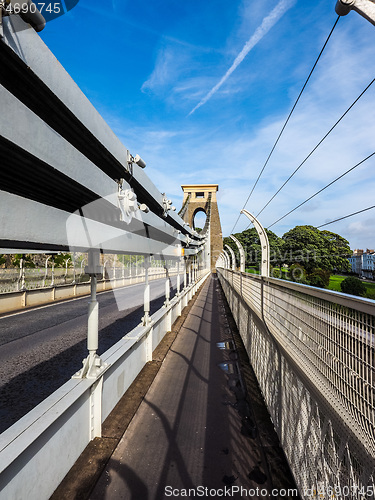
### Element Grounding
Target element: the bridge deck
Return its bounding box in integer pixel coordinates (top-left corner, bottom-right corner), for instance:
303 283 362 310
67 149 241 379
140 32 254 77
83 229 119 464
54 275 298 499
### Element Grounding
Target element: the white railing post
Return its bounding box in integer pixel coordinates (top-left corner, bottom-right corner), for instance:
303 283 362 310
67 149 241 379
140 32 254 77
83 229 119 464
241 209 269 277
64 257 70 283
177 259 181 296
17 255 26 291
176 258 182 316
43 255 51 287
225 244 236 271
73 249 107 380
223 250 230 270
230 234 246 273
164 264 170 308
142 256 151 326
72 253 76 284
184 257 187 290
80 258 85 281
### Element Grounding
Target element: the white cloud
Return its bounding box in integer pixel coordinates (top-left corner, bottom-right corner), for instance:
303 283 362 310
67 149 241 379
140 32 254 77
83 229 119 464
141 47 179 93
188 0 297 115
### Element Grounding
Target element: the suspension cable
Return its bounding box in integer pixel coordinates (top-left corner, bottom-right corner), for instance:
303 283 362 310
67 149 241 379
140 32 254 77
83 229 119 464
267 151 375 229
317 205 375 228
252 77 375 224
230 15 340 235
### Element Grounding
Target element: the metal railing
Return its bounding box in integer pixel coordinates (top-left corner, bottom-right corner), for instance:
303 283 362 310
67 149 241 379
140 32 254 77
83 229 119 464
0 270 210 500
218 268 375 499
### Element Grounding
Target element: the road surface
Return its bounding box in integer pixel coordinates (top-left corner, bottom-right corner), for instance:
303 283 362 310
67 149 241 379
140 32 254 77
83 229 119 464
0 276 181 433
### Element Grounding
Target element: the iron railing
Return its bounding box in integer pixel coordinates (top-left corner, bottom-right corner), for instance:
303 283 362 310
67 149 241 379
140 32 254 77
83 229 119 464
218 268 375 499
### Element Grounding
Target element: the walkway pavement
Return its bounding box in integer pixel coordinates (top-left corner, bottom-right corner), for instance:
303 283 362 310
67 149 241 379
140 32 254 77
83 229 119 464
87 275 299 499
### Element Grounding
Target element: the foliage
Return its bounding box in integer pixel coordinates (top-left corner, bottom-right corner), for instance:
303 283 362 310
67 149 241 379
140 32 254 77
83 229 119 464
224 225 352 287
340 277 366 297
270 267 281 279
307 268 331 288
53 253 73 268
288 264 308 284
223 228 284 270
282 226 351 273
117 255 145 266
0 254 6 267
11 254 35 268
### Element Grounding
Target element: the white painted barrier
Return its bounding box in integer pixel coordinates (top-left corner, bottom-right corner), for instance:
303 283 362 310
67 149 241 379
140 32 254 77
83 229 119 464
0 270 177 314
0 272 210 500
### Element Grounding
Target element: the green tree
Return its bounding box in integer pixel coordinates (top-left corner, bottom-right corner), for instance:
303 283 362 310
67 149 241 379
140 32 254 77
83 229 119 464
53 253 73 268
282 225 351 273
340 277 366 297
11 254 35 268
288 264 308 284
307 268 331 288
223 228 284 271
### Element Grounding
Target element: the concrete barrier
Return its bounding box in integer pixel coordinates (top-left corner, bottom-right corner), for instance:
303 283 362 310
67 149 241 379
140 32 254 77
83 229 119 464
0 270 177 315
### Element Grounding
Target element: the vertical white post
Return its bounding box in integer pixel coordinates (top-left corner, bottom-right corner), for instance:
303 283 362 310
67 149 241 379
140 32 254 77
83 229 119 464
176 258 182 316
73 249 106 380
177 259 181 295
87 274 99 358
230 235 245 273
64 257 70 283
72 253 76 284
165 266 170 307
51 257 55 286
241 209 269 277
143 256 151 326
80 258 85 280
225 244 236 271
184 258 187 290
223 250 230 270
18 255 26 291
43 255 51 287
182 257 188 308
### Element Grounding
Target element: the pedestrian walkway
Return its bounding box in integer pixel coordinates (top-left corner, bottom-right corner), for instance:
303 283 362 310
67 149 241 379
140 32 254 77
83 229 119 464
89 275 299 499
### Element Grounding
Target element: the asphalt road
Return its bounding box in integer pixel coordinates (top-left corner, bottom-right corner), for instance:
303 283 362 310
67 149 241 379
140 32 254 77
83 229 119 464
0 276 181 433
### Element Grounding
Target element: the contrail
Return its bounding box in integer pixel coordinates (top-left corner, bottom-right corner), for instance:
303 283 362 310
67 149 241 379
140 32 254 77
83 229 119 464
188 0 296 116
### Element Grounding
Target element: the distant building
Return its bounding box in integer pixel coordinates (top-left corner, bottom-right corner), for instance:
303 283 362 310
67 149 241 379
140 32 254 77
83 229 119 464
348 249 375 278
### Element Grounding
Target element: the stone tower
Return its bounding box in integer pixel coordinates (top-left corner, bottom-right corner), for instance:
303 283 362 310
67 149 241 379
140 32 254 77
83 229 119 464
180 184 223 270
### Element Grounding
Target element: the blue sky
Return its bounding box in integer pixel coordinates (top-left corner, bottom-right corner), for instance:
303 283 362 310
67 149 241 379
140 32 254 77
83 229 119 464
40 0 375 249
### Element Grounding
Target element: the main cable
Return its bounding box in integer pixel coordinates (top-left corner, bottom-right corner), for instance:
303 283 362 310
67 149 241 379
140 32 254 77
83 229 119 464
230 15 340 235
253 77 375 223
317 205 375 228
267 151 375 228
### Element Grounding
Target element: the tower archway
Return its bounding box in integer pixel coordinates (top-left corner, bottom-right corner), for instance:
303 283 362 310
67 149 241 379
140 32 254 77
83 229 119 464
192 208 207 232
180 184 223 270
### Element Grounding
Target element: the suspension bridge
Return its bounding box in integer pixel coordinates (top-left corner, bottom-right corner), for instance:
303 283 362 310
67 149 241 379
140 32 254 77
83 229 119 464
0 2 374 499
